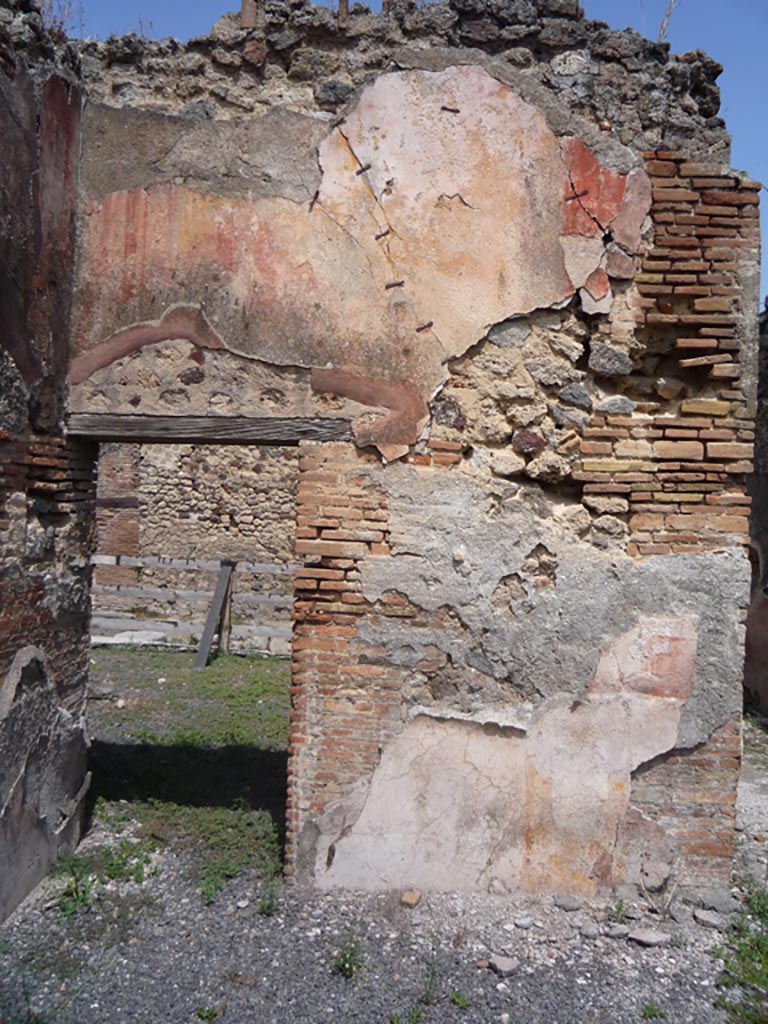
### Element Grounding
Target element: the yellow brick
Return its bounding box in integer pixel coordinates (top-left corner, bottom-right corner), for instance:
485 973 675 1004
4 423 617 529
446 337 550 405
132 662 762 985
680 399 730 417
656 492 704 503
581 460 656 473
706 442 753 460
614 440 654 458
654 440 704 460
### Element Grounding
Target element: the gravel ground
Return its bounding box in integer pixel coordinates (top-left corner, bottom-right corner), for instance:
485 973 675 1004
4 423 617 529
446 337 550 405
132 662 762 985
0 818 750 1024
1 660 766 1024
0 847 736 1024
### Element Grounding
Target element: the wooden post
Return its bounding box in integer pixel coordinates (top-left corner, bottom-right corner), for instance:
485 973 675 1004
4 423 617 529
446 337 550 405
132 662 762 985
241 0 258 29
220 564 234 654
194 561 236 669
338 0 349 30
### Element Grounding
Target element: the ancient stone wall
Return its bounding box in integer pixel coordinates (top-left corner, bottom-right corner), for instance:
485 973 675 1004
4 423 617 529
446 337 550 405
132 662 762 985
1 0 761 909
0 2 94 921
63 0 760 897
93 442 296 652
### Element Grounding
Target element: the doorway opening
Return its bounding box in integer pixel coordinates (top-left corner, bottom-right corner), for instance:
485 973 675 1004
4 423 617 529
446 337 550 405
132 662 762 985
83 438 299 898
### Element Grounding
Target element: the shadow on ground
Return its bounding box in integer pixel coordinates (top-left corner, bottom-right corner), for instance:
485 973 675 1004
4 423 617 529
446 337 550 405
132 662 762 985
86 740 288 840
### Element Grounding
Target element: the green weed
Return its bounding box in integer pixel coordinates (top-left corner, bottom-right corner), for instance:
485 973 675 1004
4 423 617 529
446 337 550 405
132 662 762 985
332 933 366 980
55 852 94 917
194 1008 218 1023
608 896 629 923
257 878 280 916
641 1003 666 1020
421 943 447 1006
389 1010 422 1024
449 990 471 1009
54 838 155 917
716 881 768 1022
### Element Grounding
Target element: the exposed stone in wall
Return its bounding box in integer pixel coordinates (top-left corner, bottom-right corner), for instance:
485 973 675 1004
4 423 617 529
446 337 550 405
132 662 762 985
68 341 362 422
69 1 728 162
0 0 94 921
138 444 296 562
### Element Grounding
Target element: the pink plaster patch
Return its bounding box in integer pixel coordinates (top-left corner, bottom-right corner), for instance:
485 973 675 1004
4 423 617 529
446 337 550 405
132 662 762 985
562 137 628 236
585 267 610 301
611 169 653 254
590 617 697 701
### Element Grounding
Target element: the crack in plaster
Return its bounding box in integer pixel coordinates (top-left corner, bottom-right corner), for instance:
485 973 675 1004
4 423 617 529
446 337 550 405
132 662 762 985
336 126 401 275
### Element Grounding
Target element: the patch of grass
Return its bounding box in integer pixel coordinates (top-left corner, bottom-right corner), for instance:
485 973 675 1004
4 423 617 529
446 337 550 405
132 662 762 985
331 933 366 980
89 649 290 751
136 796 281 904
89 890 158 948
102 838 155 883
641 1003 666 1020
86 648 289 900
54 838 155 916
449 990 471 1009
716 881 768 1023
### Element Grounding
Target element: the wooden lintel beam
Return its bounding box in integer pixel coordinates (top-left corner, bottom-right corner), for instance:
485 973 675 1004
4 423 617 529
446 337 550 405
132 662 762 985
66 414 354 445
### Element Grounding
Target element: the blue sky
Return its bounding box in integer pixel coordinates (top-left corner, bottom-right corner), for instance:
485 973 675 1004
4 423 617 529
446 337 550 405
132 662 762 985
73 0 766 300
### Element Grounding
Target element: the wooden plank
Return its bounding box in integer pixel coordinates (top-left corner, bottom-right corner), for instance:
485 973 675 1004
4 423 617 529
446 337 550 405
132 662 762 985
194 563 234 670
95 496 140 509
220 572 233 654
67 414 354 444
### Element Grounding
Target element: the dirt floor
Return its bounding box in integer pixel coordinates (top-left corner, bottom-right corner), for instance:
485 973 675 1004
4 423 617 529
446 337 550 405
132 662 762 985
0 649 767 1024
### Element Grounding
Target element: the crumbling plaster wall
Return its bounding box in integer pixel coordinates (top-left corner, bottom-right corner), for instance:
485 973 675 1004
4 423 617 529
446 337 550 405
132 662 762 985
66 0 759 897
0 2 93 922
5 0 757 901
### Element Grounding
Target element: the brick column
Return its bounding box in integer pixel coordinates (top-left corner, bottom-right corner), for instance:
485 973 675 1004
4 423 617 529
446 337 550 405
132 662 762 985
572 152 758 887
0 433 97 708
285 442 404 878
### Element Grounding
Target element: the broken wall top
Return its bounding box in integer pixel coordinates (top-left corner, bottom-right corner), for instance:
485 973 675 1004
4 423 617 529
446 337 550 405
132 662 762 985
64 0 728 160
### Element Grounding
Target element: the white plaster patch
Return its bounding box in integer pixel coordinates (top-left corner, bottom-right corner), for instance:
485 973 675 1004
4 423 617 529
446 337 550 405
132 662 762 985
314 616 697 896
